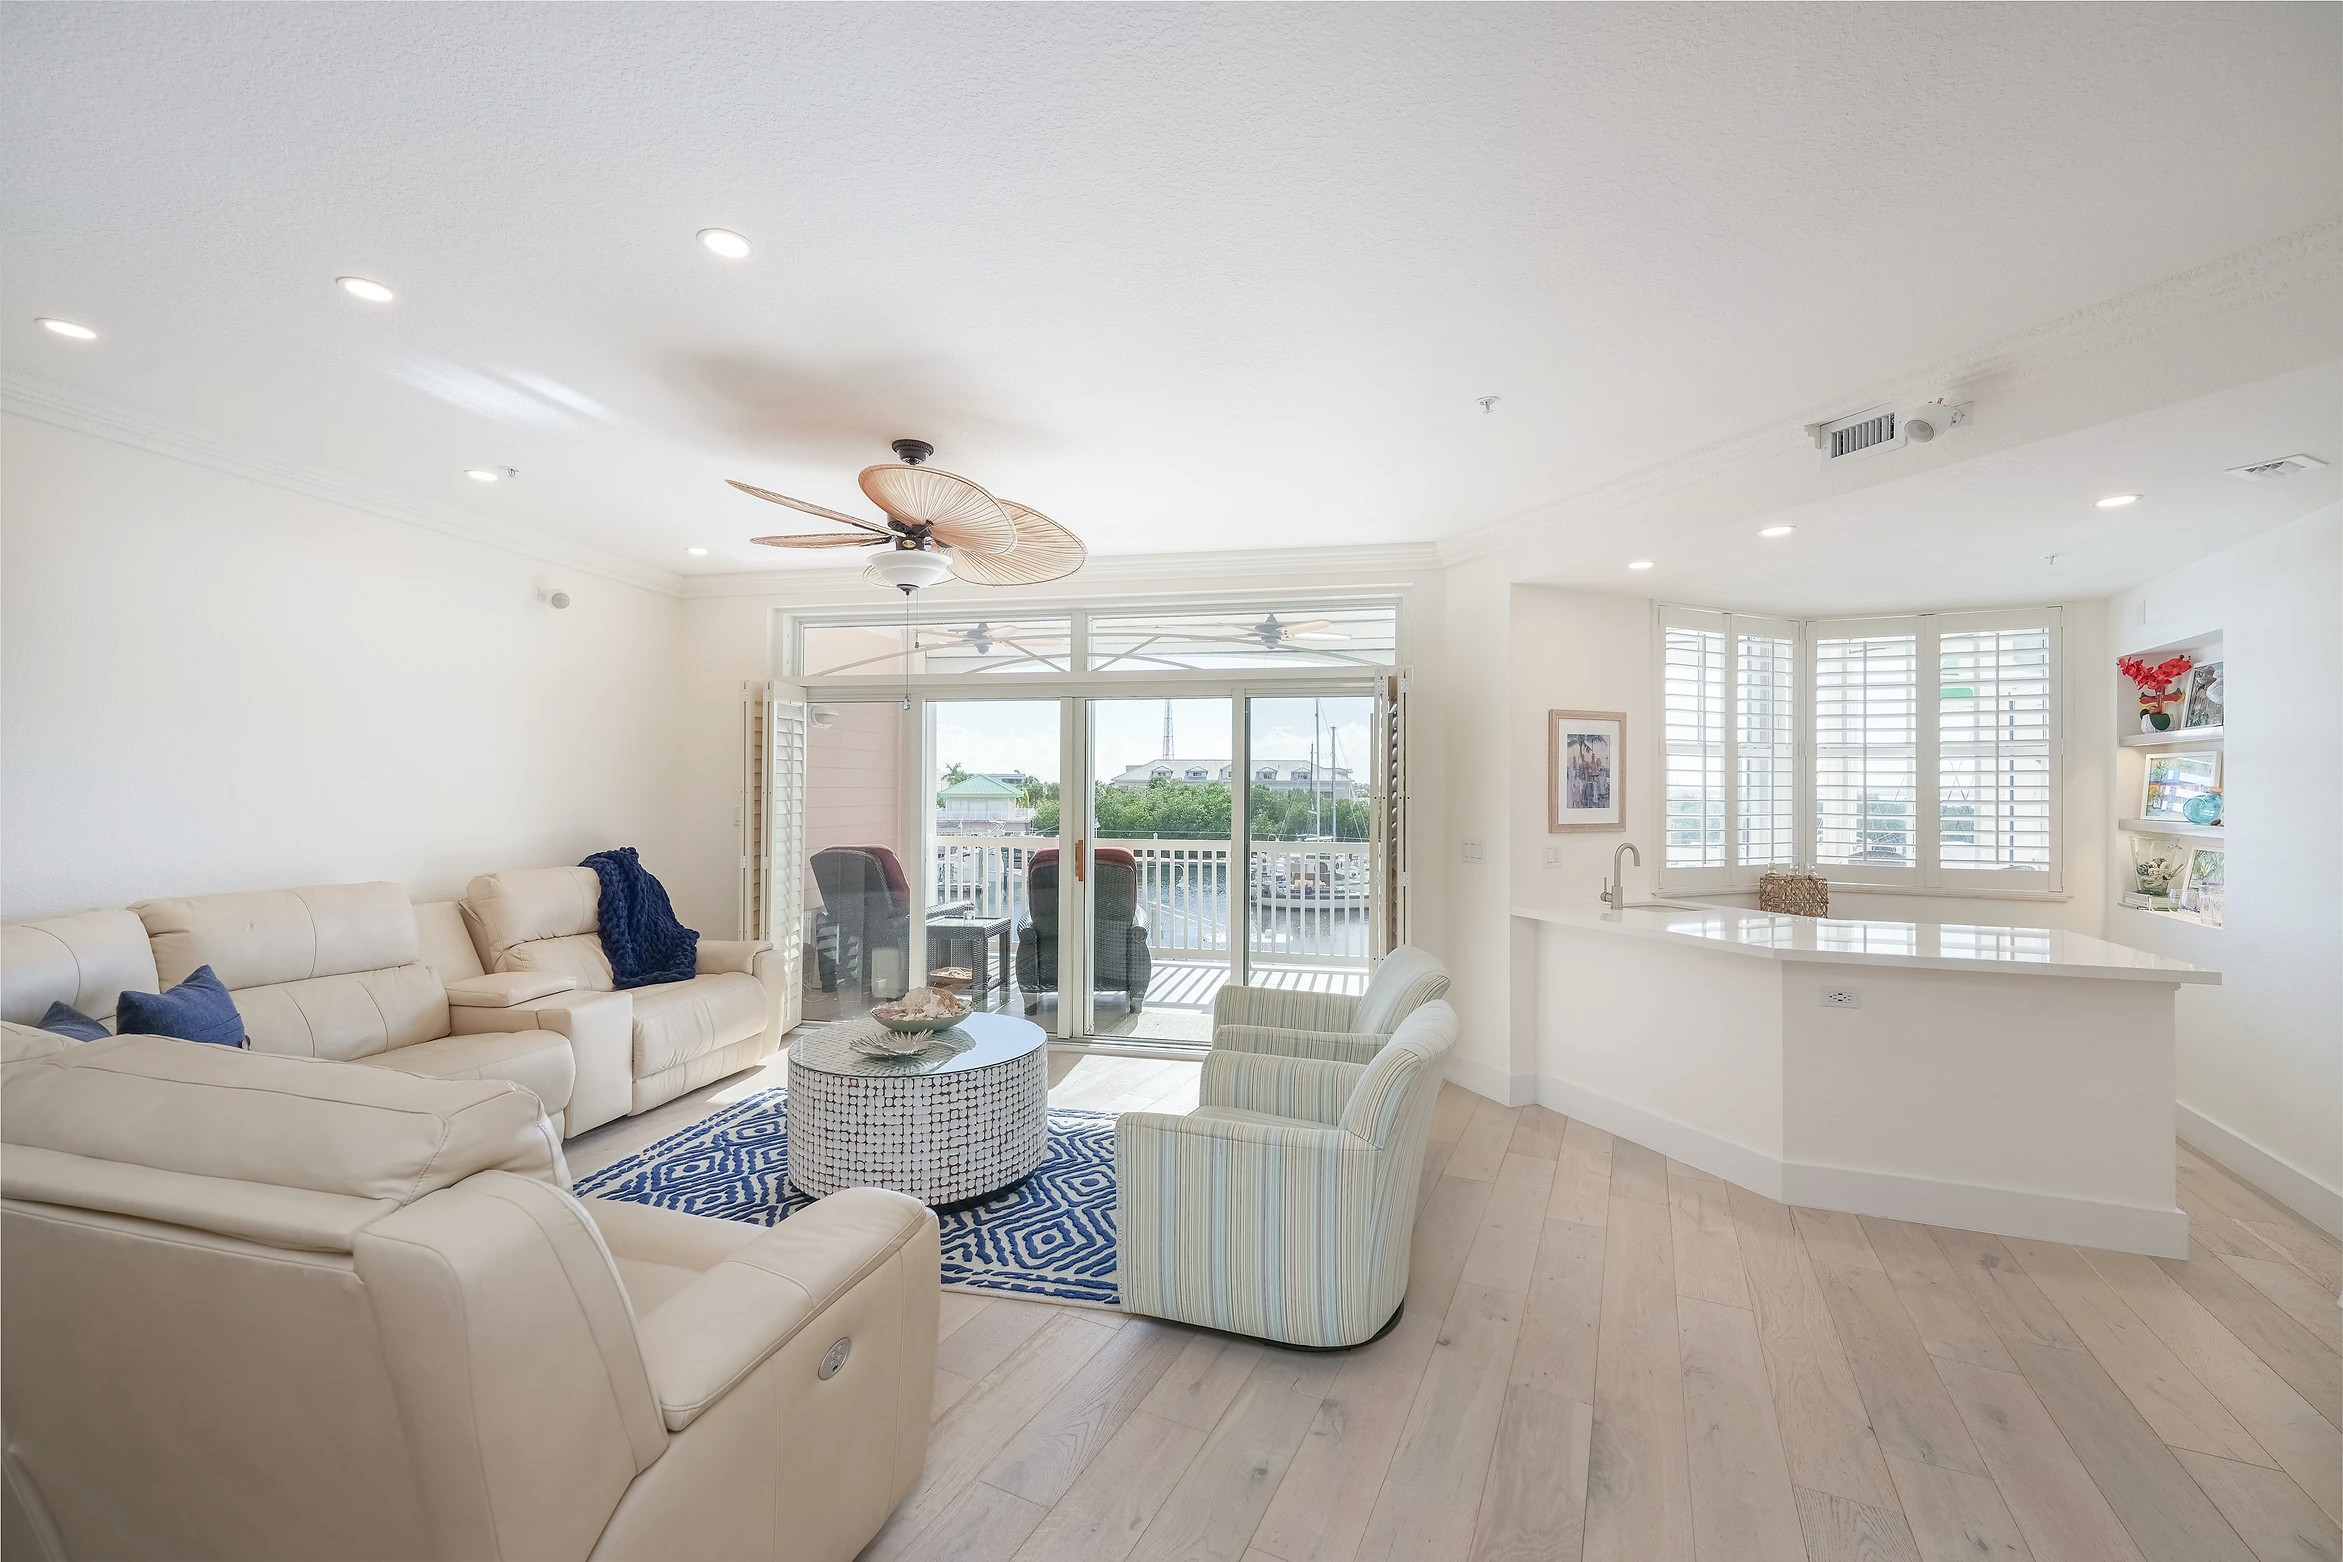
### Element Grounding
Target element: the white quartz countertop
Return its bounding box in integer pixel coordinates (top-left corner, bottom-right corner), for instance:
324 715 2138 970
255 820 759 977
1513 903 2219 984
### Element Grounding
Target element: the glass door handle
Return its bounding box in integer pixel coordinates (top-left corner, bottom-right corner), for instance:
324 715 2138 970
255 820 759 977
1074 840 1086 883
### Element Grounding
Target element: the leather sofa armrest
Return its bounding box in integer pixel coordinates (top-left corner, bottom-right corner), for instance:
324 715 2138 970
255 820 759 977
448 989 633 1136
694 939 771 977
633 1188 937 1432
445 972 579 1008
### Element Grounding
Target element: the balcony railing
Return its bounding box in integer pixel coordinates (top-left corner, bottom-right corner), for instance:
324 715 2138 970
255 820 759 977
932 836 1369 967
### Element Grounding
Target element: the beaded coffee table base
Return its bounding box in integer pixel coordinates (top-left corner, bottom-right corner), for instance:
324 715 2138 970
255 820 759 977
786 1012 1049 1206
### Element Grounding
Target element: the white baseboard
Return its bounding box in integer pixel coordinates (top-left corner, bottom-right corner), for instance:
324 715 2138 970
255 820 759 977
1785 1160 2187 1258
1538 1076 1784 1200
1538 1075 2188 1258
2178 1103 2343 1240
1444 1055 1536 1108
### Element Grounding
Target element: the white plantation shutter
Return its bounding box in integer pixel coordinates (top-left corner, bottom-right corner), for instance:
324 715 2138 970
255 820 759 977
743 682 809 1034
1662 617 1727 871
1736 628 1796 868
1659 605 2063 896
1812 628 1920 880
1936 615 2057 889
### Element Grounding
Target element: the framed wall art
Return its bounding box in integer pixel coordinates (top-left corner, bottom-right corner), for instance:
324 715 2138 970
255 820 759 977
1549 709 1626 832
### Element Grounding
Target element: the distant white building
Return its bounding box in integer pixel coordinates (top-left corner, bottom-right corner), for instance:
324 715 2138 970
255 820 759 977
1105 757 1357 800
935 774 1034 835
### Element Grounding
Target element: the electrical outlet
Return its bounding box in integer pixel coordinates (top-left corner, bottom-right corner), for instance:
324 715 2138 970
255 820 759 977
1821 987 1860 1009
1461 840 1486 863
1543 846 1562 868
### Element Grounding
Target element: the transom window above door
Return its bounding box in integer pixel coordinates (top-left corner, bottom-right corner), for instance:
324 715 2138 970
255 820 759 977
798 616 1073 679
790 600 1400 681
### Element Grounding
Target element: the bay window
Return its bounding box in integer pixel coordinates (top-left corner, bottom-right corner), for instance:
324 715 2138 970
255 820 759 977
1658 606 2060 895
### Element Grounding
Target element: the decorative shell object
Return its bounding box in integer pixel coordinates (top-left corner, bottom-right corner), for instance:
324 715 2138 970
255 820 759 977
871 986 973 1035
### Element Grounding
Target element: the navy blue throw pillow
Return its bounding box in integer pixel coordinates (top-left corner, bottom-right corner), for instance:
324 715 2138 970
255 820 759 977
114 965 245 1048
36 1000 109 1043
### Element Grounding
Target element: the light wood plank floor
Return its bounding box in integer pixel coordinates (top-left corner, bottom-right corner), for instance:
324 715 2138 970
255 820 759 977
566 1055 2343 1562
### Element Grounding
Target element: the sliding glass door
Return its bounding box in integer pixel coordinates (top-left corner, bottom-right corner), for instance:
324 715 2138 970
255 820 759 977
784 678 1395 1049
1081 697 1234 1044
1244 694 1375 1001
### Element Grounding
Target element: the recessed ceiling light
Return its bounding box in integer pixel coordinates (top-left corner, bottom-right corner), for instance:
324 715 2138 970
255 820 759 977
1627 560 1655 571
37 317 97 340
465 469 500 483
697 228 752 260
338 276 395 303
1758 525 1795 538
2095 494 2141 509
686 546 710 556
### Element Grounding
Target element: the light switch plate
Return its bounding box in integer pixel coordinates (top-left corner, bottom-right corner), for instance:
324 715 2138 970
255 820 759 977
1821 987 1860 1009
1543 846 1562 868
1462 840 1486 863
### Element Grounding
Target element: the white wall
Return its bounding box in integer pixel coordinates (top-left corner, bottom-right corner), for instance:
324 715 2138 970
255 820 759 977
2105 504 2342 1234
1 413 686 918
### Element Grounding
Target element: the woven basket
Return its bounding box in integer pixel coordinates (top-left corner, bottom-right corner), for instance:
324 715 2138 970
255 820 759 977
1758 870 1829 918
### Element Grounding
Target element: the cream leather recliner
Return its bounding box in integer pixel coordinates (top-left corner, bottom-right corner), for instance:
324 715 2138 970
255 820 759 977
462 867 786 1116
119 882 635 1139
0 1035 939 1562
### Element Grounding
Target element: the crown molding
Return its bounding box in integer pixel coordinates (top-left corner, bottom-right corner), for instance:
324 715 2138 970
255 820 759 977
677 540 1445 601
1 375 686 597
1437 216 2343 567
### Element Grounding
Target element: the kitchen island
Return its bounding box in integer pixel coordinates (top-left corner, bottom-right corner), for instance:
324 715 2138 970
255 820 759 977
1514 903 2219 1256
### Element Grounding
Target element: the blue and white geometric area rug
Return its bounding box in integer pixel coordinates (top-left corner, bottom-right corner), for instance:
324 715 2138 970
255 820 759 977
573 1089 1120 1306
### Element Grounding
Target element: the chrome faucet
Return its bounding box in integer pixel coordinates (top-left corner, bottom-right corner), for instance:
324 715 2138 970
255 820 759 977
1601 843 1641 910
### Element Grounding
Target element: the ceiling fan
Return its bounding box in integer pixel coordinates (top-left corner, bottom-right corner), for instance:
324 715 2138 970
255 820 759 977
730 439 1086 592
1235 613 1347 649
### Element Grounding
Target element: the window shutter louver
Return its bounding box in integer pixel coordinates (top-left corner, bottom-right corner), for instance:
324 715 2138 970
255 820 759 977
1663 622 1727 869
1736 631 1796 868
1938 625 2054 877
1813 632 1919 873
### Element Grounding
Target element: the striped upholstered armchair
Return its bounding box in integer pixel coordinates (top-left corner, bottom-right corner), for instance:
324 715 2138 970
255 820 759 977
1208 945 1450 1065
1115 999 1456 1347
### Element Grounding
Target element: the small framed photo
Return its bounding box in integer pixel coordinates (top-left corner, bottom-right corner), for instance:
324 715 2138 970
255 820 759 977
2181 847 2225 927
2180 661 2224 730
2141 749 2220 821
1549 710 1625 833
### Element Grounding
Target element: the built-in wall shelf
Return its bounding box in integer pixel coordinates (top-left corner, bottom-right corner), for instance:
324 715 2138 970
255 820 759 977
2120 726 2224 748
2119 817 2224 840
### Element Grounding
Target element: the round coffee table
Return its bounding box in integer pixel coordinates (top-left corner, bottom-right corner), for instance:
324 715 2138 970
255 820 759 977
786 1011 1049 1206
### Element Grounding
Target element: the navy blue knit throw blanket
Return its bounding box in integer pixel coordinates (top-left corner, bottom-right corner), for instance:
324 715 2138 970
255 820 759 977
581 847 699 988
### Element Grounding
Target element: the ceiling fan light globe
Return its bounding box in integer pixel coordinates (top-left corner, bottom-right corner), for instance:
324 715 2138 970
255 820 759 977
865 550 955 592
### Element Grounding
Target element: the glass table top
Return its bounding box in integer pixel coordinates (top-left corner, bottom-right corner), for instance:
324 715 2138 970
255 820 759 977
789 1009 1048 1078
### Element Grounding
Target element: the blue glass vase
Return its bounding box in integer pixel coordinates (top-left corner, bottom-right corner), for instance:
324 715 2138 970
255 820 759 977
2183 792 2223 827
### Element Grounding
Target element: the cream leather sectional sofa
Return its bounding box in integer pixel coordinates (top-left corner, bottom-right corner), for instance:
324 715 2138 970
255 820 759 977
0 869 787 1139
2 1032 938 1561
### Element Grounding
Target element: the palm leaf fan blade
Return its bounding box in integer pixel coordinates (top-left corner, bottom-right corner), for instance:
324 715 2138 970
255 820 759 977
726 480 892 534
947 502 1086 585
858 464 1017 554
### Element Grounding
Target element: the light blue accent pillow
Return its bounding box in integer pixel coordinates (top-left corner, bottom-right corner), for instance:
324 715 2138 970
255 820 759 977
37 1001 110 1043
114 965 245 1048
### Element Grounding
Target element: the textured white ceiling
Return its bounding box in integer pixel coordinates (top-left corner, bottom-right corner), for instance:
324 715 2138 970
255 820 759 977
4 3 2338 578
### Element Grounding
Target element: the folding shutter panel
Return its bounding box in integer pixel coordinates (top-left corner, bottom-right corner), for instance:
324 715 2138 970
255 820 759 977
741 683 809 1034
1370 671 1410 957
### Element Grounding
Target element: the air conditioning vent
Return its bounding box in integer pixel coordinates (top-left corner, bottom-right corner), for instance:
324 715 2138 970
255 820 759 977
1805 404 1903 464
1830 409 1897 460
2225 453 2328 482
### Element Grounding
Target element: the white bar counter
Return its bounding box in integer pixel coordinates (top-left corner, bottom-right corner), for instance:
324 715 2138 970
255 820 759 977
1513 903 2219 1256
